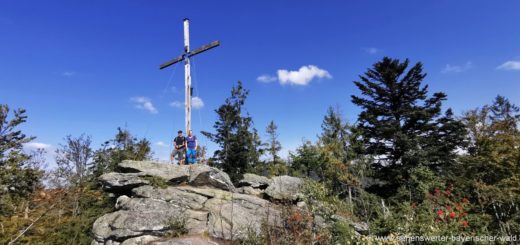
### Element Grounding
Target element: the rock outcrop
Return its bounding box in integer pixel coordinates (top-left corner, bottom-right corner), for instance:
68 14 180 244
92 161 302 245
91 160 371 244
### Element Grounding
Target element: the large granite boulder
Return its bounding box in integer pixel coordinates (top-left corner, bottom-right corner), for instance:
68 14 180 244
265 175 304 201
92 182 281 244
114 160 235 191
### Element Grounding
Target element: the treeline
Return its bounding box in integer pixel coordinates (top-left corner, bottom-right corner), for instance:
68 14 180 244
201 57 519 240
0 56 518 243
0 115 152 244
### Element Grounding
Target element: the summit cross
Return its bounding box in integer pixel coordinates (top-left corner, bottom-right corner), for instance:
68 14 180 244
159 18 220 132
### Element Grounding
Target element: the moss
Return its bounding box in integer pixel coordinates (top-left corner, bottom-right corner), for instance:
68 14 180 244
141 176 169 189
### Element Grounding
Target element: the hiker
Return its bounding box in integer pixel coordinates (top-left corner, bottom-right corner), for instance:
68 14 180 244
171 130 186 165
186 130 198 164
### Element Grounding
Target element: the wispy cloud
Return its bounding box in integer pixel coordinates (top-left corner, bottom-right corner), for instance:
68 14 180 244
62 71 76 77
363 47 379 55
257 74 277 83
170 96 204 109
441 61 472 74
169 101 183 108
497 60 520 71
131 97 158 114
155 141 168 147
277 65 332 86
24 142 52 150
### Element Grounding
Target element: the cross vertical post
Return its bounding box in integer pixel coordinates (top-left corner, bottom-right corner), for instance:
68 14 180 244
159 18 220 134
183 18 192 133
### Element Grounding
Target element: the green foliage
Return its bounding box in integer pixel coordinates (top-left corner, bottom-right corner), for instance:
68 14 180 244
165 214 188 238
202 81 263 182
52 134 93 188
0 105 43 216
450 95 520 236
372 186 474 240
351 57 466 197
141 175 169 189
265 120 282 164
289 141 326 178
331 220 362 244
392 166 445 203
319 106 354 163
92 127 152 177
42 186 115 244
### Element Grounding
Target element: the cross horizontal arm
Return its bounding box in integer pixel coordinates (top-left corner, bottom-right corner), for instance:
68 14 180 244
159 54 185 70
188 40 220 58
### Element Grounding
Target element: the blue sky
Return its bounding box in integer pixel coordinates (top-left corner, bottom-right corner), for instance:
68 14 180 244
1 0 519 166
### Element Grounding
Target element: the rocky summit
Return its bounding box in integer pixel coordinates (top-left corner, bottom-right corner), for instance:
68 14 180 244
92 160 306 245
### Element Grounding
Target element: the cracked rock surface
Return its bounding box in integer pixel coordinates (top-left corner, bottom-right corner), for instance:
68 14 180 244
92 161 301 244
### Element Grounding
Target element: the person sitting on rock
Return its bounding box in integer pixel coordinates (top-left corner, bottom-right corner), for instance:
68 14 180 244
171 130 186 165
185 130 198 164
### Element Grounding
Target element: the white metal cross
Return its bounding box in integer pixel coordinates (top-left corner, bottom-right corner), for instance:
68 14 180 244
160 18 220 133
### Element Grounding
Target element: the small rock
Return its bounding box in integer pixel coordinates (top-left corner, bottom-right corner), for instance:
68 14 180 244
238 173 272 188
115 195 131 209
236 186 264 196
99 172 149 192
121 235 160 245
351 221 369 235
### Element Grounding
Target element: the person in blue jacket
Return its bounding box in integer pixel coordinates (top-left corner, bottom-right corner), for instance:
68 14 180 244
185 130 198 164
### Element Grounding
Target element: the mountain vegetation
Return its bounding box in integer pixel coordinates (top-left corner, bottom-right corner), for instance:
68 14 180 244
1 57 518 244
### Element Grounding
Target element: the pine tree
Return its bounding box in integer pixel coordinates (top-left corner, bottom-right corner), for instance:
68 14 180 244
290 141 325 178
202 81 261 182
351 57 466 196
0 105 43 216
266 120 282 164
319 106 352 162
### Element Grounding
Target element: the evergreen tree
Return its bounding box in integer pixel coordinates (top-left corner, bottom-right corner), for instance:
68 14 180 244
266 120 282 163
319 106 352 162
0 105 43 216
202 81 261 182
318 106 359 195
290 141 326 178
351 57 466 196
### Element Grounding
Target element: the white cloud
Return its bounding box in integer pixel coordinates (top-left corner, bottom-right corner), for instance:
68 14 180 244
155 141 168 147
277 65 332 86
170 96 204 109
363 47 379 54
257 74 277 83
192 97 204 109
497 60 520 71
441 61 472 74
24 142 52 150
131 96 158 114
62 71 75 77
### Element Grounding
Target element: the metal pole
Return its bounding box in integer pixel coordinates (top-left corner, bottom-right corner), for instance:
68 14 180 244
183 18 191 133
